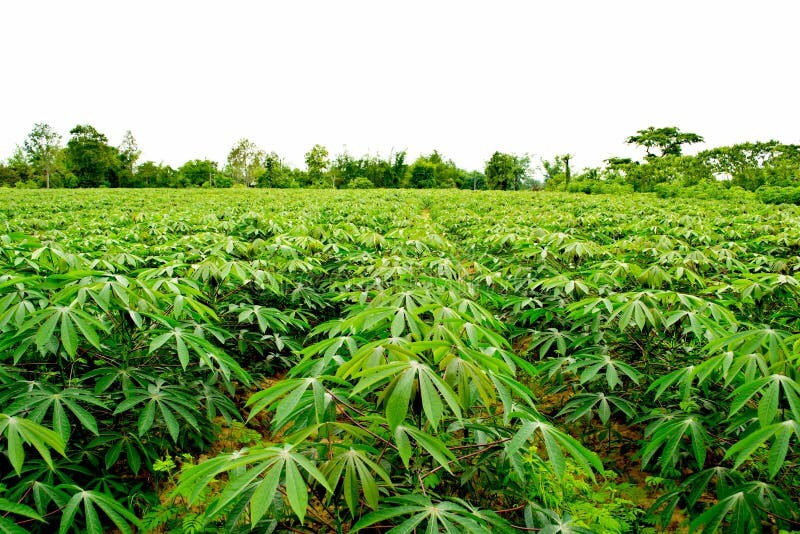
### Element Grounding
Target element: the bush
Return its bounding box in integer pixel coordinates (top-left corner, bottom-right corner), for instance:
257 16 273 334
347 176 375 189
756 185 800 205
653 181 756 202
567 180 634 195
14 179 40 189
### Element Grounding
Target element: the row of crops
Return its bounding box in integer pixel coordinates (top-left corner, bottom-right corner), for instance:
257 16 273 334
0 188 799 533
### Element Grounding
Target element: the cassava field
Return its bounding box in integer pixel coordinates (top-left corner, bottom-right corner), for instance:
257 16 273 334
1 188 799 533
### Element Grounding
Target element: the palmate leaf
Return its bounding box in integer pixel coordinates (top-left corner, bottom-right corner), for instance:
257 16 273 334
395 424 455 472
351 494 513 533
724 420 799 478
87 430 163 474
0 414 66 475
245 375 342 432
505 414 603 479
236 304 302 334
56 484 140 534
640 414 709 472
0 498 43 522
566 352 641 390
557 392 637 425
147 322 250 384
647 365 697 402
727 373 800 425
112 380 202 443
393 363 460 430
25 304 109 358
688 490 762 533
173 444 333 525
4 386 105 442
439 348 500 413
526 328 574 358
708 327 794 372
663 309 730 342
608 293 662 331
344 342 462 430
321 444 393 515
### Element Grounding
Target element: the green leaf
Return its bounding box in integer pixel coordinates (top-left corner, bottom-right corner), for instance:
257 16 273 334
137 401 156 436
418 371 443 428
65 401 99 436
688 492 756 533
0 498 43 522
59 492 83 534
84 498 102 534
0 515 33 534
725 424 778 470
5 421 23 476
0 414 65 475
391 309 405 337
247 379 305 422
249 459 283 525
404 426 455 473
386 367 416 430
274 379 313 429
284 456 308 523
728 376 769 418
159 402 180 442
71 311 103 350
351 505 425 532
394 425 413 467
52 401 70 442
175 334 189 369
768 421 793 478
148 331 173 354
35 312 59 353
60 312 78 357
758 379 779 427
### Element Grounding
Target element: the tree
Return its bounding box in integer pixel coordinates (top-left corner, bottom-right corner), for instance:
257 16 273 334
622 155 712 191
330 150 360 187
626 126 704 159
485 152 531 190
407 158 437 188
605 157 634 168
405 151 463 189
257 152 295 188
22 123 62 189
118 131 141 187
328 149 408 188
177 159 221 187
0 148 35 187
698 141 800 190
304 144 330 187
541 155 565 186
386 150 408 188
460 170 485 190
135 161 178 187
227 138 265 186
64 125 121 187
0 163 21 187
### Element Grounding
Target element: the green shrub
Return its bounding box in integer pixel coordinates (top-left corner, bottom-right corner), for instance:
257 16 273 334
756 185 800 205
346 176 375 189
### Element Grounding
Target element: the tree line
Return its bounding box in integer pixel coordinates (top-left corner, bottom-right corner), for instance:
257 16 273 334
0 124 528 191
556 127 800 198
2 123 799 194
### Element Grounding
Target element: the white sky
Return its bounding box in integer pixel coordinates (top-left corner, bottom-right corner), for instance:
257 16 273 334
1 1 799 173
